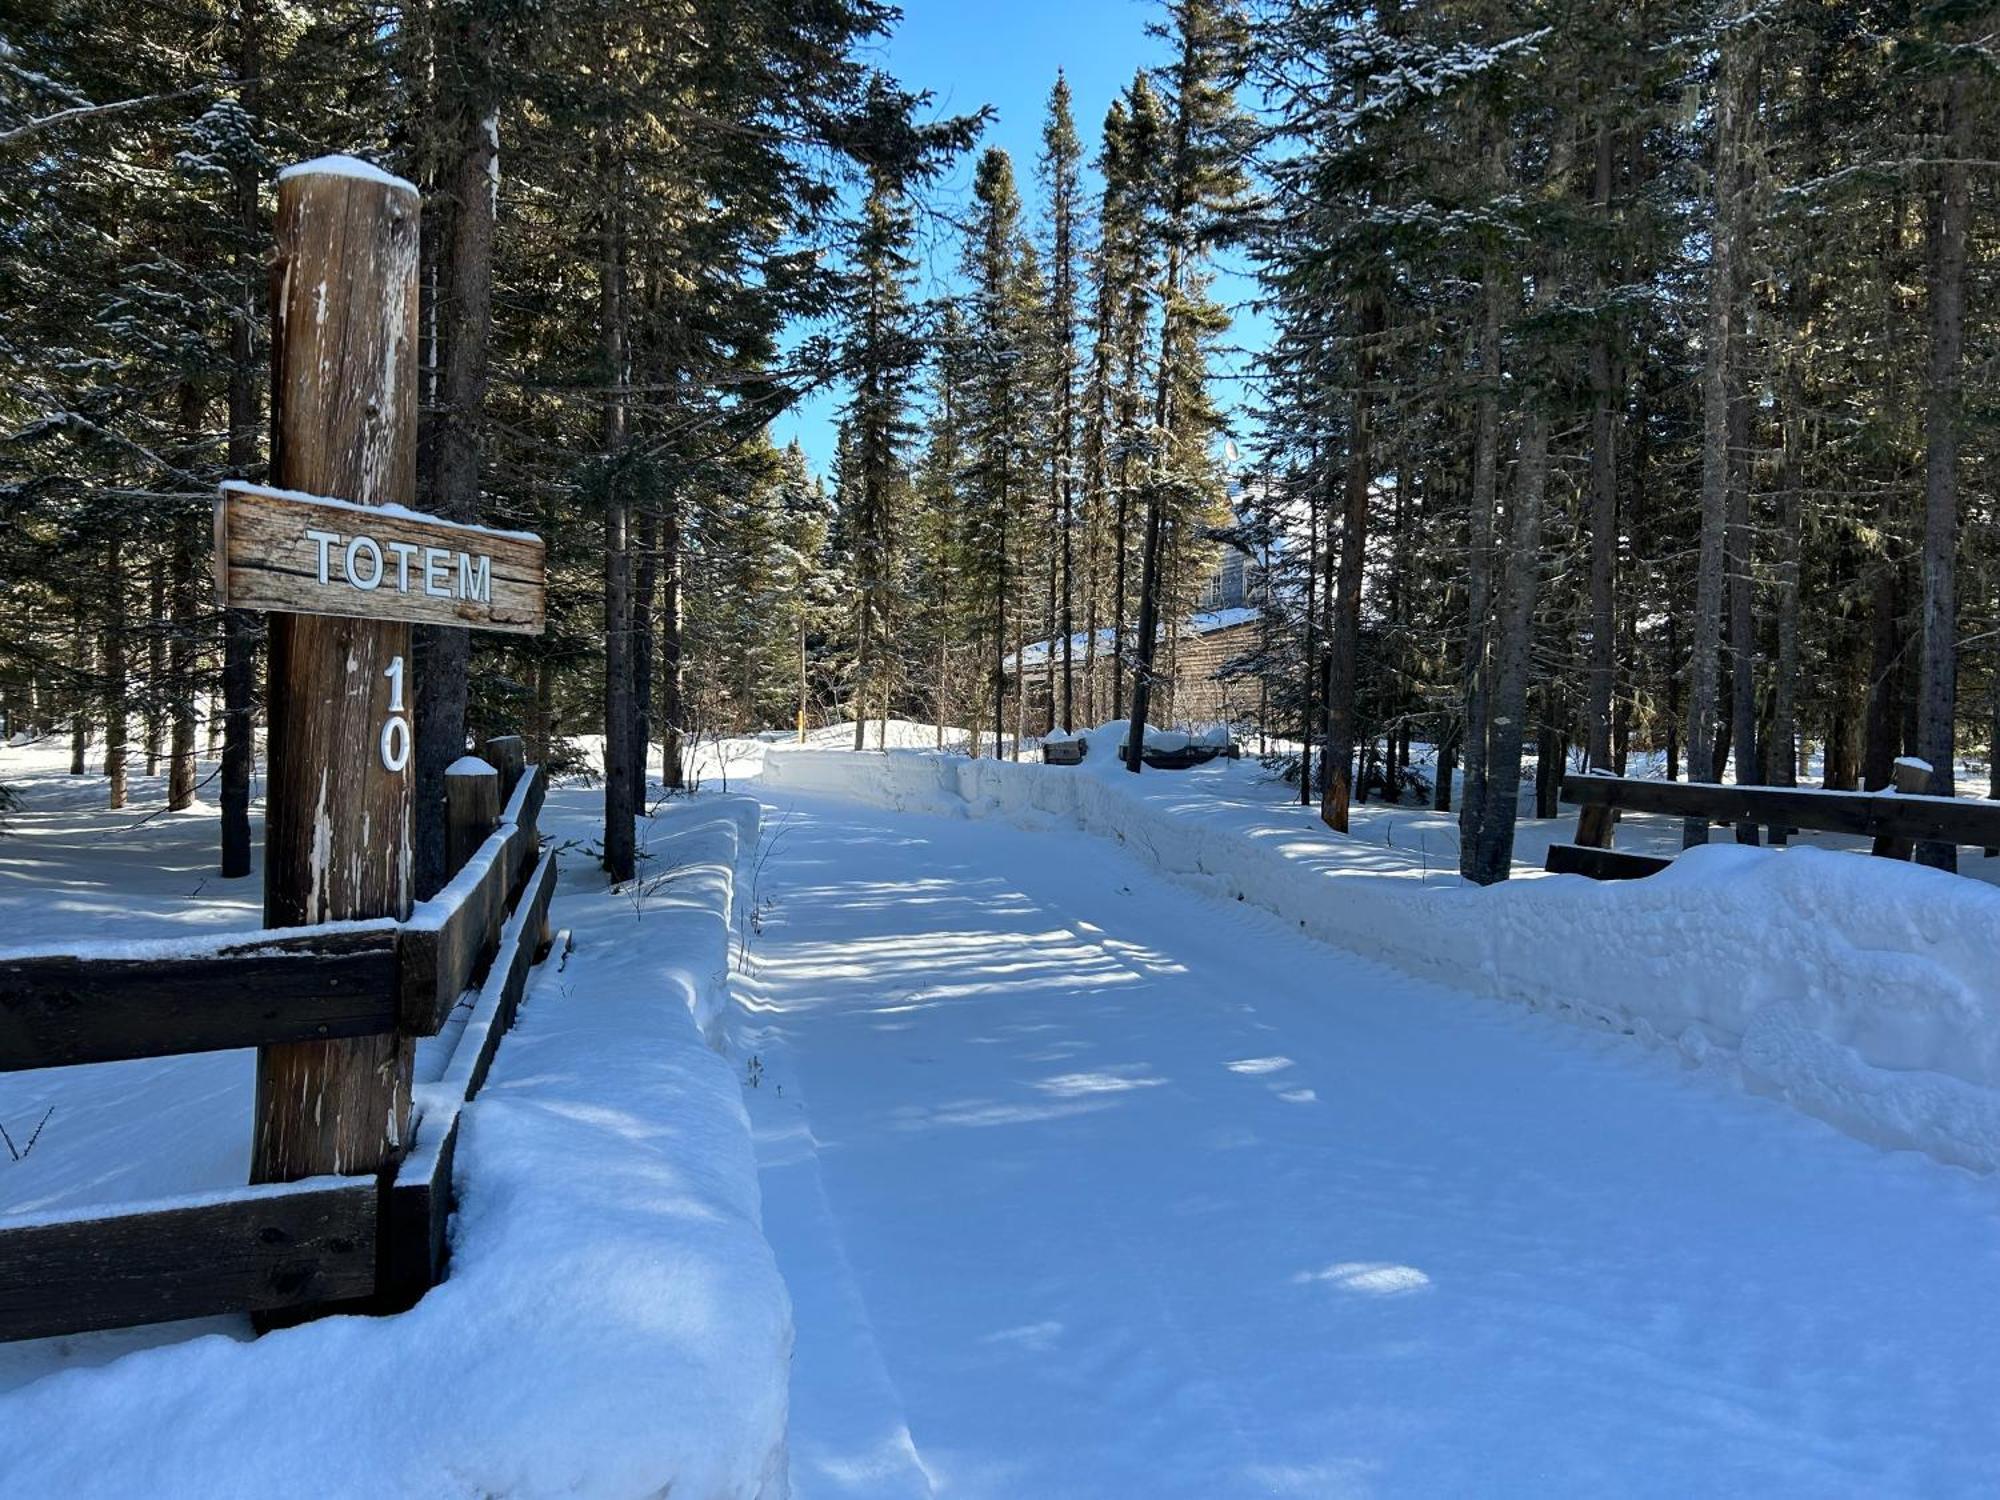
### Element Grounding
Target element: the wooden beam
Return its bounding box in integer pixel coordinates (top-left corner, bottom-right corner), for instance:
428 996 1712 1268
381 894 562 1310
0 1178 376 1341
1560 774 2000 849
0 927 398 1071
380 1109 459 1311
453 848 558 1101
1545 843 1674 881
399 823 524 1033
397 765 545 1034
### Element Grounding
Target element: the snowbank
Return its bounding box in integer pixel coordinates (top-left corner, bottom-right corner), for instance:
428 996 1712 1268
0 797 790 1500
761 725 2000 1174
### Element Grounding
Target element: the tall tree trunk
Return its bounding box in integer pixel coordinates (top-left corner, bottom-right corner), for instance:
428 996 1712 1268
633 507 657 786
219 0 262 877
166 380 201 813
1726 287 1756 792
1300 463 1319 806
414 34 499 897
1770 296 1805 789
660 499 685 790
1469 404 1550 883
599 170 635 882
1458 274 1503 874
1684 31 1747 844
1862 197 1909 792
1320 297 1377 831
68 609 88 776
166 525 198 811
144 557 166 775
103 545 127 809
1915 74 1970 870
1585 122 1618 772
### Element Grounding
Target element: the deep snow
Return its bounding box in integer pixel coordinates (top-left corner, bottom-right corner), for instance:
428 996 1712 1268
740 784 2000 1497
0 741 789 1499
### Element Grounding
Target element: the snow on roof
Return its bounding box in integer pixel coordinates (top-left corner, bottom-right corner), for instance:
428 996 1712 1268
277 154 419 197
1004 609 1262 673
1185 605 1261 634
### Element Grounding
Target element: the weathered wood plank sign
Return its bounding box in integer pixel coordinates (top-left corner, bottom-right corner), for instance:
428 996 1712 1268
215 480 545 635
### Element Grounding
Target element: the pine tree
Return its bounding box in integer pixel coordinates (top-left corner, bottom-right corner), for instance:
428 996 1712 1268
1124 0 1254 775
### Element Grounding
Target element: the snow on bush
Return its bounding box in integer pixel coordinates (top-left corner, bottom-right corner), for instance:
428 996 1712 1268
0 799 790 1500
761 723 2000 1175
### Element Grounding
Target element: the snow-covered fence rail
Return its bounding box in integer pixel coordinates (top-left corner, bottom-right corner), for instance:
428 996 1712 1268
0 740 556 1340
0 926 401 1070
1550 770 2000 878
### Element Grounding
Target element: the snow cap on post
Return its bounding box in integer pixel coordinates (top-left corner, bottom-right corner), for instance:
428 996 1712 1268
276 154 419 198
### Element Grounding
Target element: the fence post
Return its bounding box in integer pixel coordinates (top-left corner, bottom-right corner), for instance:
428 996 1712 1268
485 734 526 803
445 758 500 880
250 161 421 1189
1572 768 1617 848
1869 758 1932 860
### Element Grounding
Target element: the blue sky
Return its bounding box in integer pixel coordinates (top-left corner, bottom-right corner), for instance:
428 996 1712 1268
770 0 1265 479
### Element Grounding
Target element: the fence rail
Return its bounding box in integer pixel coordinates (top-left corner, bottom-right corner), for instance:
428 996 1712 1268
1560 773 2000 848
1550 771 2000 881
0 926 401 1071
0 735 557 1342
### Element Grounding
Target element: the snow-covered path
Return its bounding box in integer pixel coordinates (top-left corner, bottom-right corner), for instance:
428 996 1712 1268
742 791 2000 1499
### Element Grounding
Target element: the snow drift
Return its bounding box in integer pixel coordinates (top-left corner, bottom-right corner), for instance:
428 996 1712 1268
0 798 790 1500
761 725 2000 1175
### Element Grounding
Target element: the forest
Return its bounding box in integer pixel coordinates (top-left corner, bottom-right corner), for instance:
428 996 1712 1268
2 0 1995 889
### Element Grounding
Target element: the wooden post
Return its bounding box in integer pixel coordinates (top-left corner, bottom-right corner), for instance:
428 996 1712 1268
251 160 421 1186
1869 757 1933 861
444 758 500 880
1573 768 1617 849
484 734 526 803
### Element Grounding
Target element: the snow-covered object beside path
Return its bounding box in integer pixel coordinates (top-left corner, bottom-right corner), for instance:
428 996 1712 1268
762 725 2000 1174
0 798 789 1500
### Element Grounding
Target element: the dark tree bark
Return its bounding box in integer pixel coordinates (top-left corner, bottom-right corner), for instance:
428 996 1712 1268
659 498 685 789
144 558 165 775
413 22 499 897
218 0 262 877
1320 296 1381 829
166 384 200 814
633 506 658 786
1584 120 1618 773
1684 33 1749 845
1457 264 1503 874
1915 74 1970 870
1469 403 1550 883
599 171 635 882
103 546 127 809
67 610 88 776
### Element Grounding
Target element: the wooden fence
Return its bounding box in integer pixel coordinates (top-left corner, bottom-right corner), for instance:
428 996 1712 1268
0 736 558 1341
1547 768 2000 880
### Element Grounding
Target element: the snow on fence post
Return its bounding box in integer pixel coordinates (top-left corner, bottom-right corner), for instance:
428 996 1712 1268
250 159 422 1191
444 758 501 879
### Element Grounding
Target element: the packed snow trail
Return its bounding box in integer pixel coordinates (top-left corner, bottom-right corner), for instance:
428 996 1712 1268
738 791 2000 1498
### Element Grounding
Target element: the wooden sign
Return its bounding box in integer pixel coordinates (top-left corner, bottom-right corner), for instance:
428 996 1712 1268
214 480 545 635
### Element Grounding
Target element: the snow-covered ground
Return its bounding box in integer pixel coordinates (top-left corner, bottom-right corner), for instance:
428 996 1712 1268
739 780 2000 1496
7 723 2000 1495
0 740 789 1498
